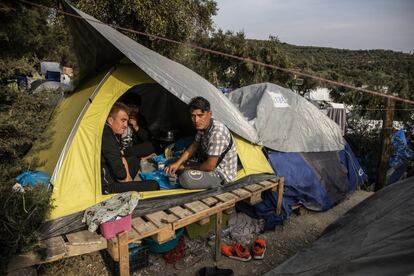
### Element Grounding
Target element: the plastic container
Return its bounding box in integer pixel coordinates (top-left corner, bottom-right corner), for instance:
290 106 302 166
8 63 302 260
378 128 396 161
101 243 149 275
144 228 185 253
100 214 132 239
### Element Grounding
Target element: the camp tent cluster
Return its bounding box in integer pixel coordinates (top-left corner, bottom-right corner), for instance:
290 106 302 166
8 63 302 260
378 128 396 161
27 2 365 236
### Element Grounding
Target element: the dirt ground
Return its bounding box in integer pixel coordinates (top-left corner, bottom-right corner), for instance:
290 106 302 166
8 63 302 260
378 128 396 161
37 190 373 276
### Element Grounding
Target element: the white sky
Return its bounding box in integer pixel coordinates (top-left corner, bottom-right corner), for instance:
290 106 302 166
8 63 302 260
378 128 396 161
213 0 414 53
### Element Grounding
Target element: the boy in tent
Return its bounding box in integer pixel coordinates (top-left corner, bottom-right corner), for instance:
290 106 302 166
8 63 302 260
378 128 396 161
121 104 155 159
165 96 237 189
101 102 159 194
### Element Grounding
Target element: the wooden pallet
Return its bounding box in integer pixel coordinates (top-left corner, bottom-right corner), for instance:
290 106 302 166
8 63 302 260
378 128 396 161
7 177 284 275
7 230 107 272
109 178 284 276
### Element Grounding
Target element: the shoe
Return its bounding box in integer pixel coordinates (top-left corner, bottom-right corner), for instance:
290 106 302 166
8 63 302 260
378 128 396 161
221 243 252 261
252 239 266 259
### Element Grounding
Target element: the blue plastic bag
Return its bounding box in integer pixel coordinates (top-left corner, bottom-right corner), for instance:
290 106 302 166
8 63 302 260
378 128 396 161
140 170 179 189
16 171 51 187
152 154 168 164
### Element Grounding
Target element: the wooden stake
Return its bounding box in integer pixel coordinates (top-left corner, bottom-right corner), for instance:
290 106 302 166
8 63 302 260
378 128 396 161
215 211 223 262
276 177 284 216
376 97 395 191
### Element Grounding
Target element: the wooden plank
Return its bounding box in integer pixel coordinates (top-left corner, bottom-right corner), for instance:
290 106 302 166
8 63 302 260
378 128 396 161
184 201 209 213
169 206 193 219
8 236 67 272
66 230 106 245
244 183 263 192
201 197 219 207
44 236 66 257
268 177 279 183
8 252 43 272
145 211 177 228
245 191 262 205
198 217 210 225
126 227 140 241
66 242 107 257
118 232 129 276
258 180 278 190
214 192 239 203
231 188 251 200
173 200 234 230
132 217 158 235
151 226 175 244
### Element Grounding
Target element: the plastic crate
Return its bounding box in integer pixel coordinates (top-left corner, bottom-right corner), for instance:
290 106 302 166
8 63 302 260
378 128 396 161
100 214 132 239
101 243 149 275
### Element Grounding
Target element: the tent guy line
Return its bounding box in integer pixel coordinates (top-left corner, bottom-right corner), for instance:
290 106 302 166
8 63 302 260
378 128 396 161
19 0 414 106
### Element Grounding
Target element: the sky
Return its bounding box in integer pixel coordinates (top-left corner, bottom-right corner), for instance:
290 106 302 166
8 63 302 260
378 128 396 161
213 0 414 53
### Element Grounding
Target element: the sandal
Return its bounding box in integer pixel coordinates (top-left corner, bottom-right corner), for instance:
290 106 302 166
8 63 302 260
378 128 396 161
252 239 266 259
221 243 252 262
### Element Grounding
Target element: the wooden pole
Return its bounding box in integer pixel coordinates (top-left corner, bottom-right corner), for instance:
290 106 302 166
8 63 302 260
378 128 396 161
276 177 284 216
214 211 222 262
376 97 396 191
118 231 130 276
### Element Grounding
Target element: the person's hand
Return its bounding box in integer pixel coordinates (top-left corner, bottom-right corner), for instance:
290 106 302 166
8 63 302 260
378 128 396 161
165 162 184 175
120 157 132 182
129 116 139 132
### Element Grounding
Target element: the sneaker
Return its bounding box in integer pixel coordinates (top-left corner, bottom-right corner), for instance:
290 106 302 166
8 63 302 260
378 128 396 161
221 243 252 262
252 239 266 259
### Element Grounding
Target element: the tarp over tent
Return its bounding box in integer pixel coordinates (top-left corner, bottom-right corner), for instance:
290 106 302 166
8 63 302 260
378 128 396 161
227 82 345 152
265 177 414 276
63 2 259 145
227 83 365 212
27 2 273 234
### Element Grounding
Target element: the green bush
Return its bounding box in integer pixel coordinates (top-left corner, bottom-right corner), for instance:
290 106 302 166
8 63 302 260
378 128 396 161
0 185 53 272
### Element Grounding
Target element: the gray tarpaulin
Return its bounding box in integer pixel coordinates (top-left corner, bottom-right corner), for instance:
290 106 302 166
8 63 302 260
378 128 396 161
227 83 345 152
265 176 414 276
63 2 259 144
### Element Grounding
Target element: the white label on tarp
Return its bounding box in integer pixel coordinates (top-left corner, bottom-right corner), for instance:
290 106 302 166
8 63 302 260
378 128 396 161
268 91 289 108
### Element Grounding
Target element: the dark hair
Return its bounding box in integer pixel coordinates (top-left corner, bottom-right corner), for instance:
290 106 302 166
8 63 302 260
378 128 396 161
189 96 210 112
127 104 139 118
108 102 129 118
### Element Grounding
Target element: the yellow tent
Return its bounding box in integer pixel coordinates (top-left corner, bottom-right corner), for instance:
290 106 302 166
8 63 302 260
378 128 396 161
27 3 274 228
28 63 273 220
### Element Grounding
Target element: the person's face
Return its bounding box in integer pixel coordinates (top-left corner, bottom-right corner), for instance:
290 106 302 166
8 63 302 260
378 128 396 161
107 110 129 135
191 109 212 130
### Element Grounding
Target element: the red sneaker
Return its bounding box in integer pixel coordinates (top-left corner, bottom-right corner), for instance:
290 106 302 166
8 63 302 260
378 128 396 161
221 243 252 261
252 239 266 259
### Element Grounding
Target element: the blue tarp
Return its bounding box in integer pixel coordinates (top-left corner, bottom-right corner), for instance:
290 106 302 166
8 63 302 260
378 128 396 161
268 151 332 211
339 143 367 192
248 143 367 229
390 129 412 168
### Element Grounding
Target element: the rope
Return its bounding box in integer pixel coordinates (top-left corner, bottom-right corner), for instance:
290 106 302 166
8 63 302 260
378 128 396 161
18 0 414 105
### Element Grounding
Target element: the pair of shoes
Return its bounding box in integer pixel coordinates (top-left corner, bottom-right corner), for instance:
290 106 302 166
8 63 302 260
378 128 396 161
252 239 266 260
221 239 267 261
221 243 252 261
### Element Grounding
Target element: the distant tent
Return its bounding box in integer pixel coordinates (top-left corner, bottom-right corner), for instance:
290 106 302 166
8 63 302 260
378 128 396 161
26 2 273 235
227 82 344 152
228 83 365 211
265 177 414 276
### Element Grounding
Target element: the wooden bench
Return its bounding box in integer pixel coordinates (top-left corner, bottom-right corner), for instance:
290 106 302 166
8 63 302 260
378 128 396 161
7 177 284 275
